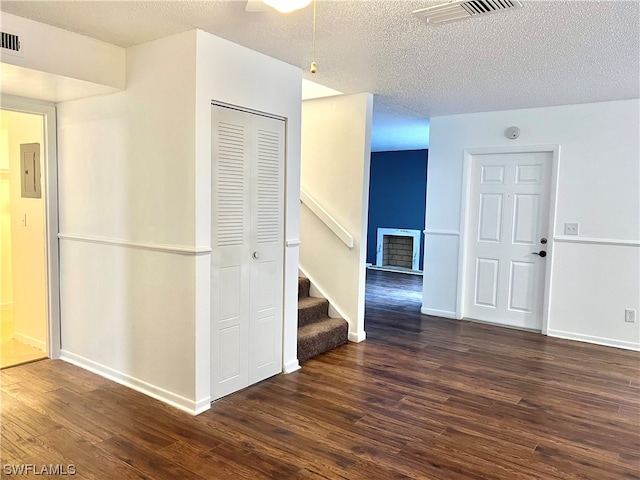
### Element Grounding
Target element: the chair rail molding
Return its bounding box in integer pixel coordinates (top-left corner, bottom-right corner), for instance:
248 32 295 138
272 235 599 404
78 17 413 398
58 233 212 255
553 236 640 247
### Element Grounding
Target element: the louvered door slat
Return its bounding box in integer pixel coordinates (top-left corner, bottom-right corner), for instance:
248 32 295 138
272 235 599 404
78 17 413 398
255 129 282 244
216 121 246 247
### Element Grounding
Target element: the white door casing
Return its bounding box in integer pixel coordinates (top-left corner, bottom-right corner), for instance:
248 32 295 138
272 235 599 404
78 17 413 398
464 151 552 330
210 105 284 401
1 96 60 359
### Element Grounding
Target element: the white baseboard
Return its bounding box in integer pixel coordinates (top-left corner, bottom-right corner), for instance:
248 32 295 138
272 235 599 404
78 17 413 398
348 331 366 343
420 307 458 320
13 332 46 351
283 359 301 374
547 329 640 352
193 397 212 415
60 350 210 415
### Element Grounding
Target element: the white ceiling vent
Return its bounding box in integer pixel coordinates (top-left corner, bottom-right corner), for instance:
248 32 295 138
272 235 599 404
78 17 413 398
413 0 523 25
1 31 23 57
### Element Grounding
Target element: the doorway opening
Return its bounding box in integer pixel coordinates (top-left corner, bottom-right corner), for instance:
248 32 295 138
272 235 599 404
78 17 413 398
1 97 60 369
364 149 428 329
1 109 48 367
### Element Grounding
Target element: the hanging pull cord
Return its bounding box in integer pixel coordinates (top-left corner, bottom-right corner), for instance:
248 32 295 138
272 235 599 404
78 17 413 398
310 0 317 73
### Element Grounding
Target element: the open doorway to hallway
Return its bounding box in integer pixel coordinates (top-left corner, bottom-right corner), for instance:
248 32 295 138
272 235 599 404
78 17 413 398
1 109 48 368
364 149 428 329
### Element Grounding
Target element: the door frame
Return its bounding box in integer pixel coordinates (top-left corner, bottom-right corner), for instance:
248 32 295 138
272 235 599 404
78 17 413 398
1 94 61 359
209 100 288 400
457 145 560 334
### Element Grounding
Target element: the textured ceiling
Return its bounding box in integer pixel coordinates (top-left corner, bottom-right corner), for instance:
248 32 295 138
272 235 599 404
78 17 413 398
2 0 638 151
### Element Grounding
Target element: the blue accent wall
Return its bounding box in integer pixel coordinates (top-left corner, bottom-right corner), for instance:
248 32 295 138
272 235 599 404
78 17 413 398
367 149 428 270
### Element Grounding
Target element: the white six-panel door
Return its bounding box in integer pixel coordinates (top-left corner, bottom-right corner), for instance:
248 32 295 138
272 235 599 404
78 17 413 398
210 105 284 401
464 152 552 330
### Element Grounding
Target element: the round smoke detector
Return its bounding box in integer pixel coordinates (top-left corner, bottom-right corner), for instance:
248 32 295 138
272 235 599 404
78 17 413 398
506 126 520 139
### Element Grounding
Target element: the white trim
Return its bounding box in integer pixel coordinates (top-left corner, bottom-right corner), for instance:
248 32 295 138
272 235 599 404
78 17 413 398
348 331 366 343
458 144 560 335
2 94 61 360
456 151 474 321
283 359 301 373
542 146 561 334
211 100 286 122
13 332 47 352
547 329 640 352
553 236 640 247
300 189 354 249
424 229 460 236
421 307 458 319
58 233 212 255
285 239 301 247
60 350 211 415
367 265 423 275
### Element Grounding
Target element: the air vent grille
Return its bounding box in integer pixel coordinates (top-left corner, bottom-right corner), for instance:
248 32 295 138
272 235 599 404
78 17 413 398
413 0 523 25
1 32 21 52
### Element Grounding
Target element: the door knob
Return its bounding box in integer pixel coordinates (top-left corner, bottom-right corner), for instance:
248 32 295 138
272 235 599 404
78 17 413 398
252 251 260 259
531 251 547 258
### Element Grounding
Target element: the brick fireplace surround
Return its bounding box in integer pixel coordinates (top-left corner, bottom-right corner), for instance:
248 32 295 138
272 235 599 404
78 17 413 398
375 228 422 271
383 235 413 269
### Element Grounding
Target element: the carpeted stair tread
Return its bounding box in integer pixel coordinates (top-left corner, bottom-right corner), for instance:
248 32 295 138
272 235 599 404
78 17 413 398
297 316 349 362
297 275 348 362
298 276 310 299
298 296 330 327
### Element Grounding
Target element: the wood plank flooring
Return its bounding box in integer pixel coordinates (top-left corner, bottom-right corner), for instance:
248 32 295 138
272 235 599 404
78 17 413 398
1 309 48 369
1 339 47 370
1 270 639 479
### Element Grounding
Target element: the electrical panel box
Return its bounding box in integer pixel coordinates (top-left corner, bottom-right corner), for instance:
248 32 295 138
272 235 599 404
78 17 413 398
20 143 41 199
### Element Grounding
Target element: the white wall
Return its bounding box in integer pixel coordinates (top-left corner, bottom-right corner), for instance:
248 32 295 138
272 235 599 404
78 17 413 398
1 110 47 349
0 13 124 90
194 29 303 398
57 27 302 414
424 99 640 350
57 30 200 412
301 79 342 100
300 93 373 342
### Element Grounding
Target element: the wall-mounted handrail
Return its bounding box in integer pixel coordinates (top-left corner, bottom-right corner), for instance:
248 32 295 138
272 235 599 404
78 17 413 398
300 189 354 249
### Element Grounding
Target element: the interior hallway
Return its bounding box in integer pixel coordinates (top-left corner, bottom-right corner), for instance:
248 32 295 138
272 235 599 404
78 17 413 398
1 109 48 370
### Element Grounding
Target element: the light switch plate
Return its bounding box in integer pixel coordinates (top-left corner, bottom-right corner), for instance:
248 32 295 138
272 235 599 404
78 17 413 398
564 223 579 235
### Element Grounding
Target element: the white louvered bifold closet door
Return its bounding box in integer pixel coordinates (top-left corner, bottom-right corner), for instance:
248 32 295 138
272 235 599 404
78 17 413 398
210 105 284 401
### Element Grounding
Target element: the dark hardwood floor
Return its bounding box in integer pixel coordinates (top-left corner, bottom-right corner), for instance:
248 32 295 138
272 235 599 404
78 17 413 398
1 270 639 479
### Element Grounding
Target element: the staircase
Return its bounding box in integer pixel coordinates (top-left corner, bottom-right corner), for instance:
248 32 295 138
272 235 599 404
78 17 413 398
297 276 349 362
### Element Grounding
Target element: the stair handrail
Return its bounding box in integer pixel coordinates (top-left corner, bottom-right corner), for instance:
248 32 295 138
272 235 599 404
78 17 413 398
300 188 354 249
